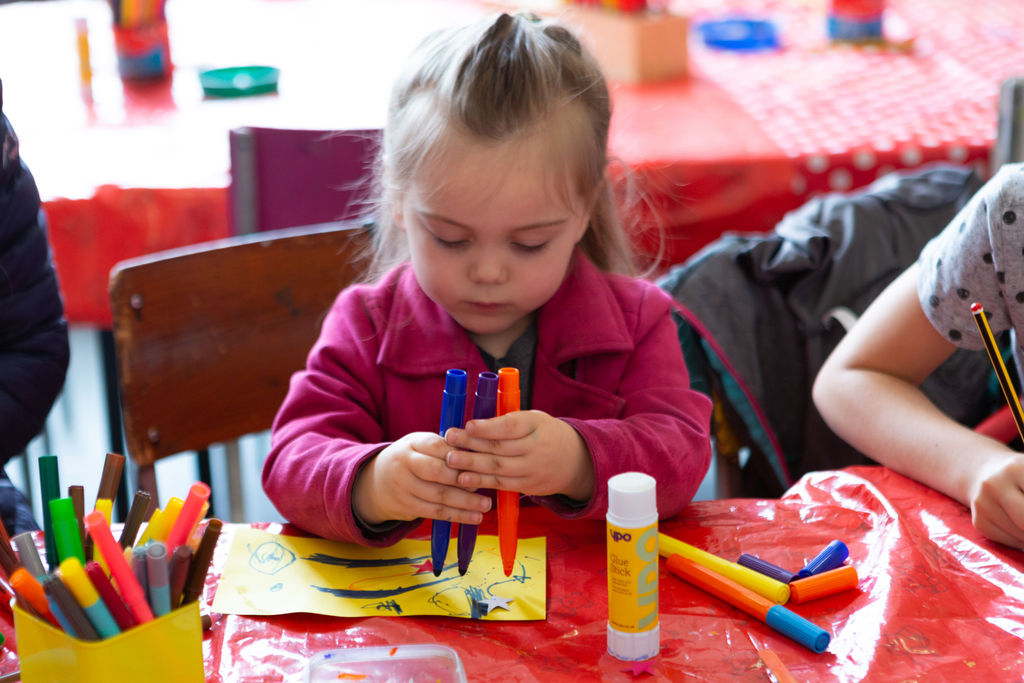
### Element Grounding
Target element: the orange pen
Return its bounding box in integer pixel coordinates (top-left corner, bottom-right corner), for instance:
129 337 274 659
496 367 520 576
10 567 61 628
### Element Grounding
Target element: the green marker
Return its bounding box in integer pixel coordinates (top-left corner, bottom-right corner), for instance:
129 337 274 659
38 454 61 571
49 497 86 564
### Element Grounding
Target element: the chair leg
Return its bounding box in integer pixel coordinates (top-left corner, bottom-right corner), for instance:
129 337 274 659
224 441 244 522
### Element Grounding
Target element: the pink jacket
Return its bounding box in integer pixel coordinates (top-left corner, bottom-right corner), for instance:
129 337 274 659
262 252 712 544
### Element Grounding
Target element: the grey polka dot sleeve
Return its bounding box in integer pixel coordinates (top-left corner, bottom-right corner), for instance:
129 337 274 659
918 163 1024 354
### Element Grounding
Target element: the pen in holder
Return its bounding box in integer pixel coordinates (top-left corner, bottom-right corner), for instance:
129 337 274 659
113 18 171 81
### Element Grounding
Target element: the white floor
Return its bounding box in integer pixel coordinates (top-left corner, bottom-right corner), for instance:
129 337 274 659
10 325 719 526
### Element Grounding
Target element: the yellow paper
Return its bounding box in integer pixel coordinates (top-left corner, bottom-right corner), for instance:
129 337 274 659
212 528 546 621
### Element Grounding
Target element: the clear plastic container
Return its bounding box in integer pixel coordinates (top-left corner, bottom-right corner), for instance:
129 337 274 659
304 644 467 683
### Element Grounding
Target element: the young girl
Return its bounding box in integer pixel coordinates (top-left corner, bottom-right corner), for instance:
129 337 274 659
814 163 1024 549
261 12 712 545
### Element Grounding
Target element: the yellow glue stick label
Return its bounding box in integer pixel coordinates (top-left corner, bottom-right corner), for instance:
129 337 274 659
607 521 658 633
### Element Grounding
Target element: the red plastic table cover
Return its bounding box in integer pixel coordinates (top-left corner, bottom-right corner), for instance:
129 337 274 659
0 466 993 681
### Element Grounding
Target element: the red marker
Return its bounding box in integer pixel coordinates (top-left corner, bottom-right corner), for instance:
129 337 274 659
496 367 520 576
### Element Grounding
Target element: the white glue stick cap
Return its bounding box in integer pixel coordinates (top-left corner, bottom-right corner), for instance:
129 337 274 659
607 472 657 526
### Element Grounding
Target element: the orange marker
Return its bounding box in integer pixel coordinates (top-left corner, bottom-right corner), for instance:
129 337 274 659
496 367 520 577
165 482 210 555
10 567 61 628
788 564 859 604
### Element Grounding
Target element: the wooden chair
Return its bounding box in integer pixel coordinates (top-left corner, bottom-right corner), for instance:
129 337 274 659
108 222 370 519
228 127 381 234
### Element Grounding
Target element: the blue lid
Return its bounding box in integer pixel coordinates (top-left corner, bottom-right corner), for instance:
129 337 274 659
697 17 779 51
798 539 849 578
765 605 830 653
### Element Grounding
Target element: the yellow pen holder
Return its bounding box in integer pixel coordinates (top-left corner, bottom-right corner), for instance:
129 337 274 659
13 601 204 682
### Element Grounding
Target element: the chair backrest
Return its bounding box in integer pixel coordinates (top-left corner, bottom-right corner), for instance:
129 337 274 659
228 126 381 234
108 222 370 502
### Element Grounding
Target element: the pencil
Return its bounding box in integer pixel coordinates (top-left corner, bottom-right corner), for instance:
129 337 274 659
971 302 1024 442
496 367 520 577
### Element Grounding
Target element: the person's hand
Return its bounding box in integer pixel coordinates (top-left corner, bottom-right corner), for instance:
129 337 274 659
966 451 1024 548
443 410 594 502
352 432 492 526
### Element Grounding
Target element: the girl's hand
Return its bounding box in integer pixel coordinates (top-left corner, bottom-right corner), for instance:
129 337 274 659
352 432 492 526
443 410 595 502
966 453 1024 549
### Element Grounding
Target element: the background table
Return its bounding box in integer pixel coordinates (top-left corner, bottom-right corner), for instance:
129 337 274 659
2 0 1022 326
0 466 1013 680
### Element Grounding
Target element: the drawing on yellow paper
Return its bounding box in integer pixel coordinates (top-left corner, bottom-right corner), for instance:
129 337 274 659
212 528 546 621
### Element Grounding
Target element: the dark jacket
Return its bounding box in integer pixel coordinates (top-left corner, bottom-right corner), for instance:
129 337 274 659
659 164 995 497
0 79 70 533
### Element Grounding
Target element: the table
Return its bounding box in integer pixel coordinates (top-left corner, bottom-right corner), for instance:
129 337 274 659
1 465 1015 680
3 0 1022 326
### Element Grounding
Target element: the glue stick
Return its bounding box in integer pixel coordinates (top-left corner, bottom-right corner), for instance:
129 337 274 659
606 472 659 661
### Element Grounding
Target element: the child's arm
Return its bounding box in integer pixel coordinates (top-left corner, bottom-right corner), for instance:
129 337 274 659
814 265 1024 548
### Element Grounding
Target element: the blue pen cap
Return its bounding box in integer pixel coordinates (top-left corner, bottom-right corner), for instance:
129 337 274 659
765 605 830 653
444 369 467 396
439 369 468 434
798 540 849 578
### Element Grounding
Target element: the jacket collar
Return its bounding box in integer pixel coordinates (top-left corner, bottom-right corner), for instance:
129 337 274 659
377 250 634 376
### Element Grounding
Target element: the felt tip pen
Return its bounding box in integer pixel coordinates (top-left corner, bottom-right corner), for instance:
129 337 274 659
146 541 171 616
146 497 183 544
84 560 137 630
789 565 859 604
736 553 799 584
182 519 222 605
666 554 830 653
496 367 521 577
9 568 60 628
13 531 47 580
49 497 86 565
42 573 100 640
165 482 210 555
168 544 193 608
659 533 790 604
59 557 120 638
431 369 467 577
39 454 61 571
131 545 149 601
458 371 499 576
119 490 152 549
68 485 89 562
797 540 849 578
84 510 154 624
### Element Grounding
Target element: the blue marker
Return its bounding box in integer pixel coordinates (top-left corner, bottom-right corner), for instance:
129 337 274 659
798 540 849 578
458 371 499 576
431 369 467 576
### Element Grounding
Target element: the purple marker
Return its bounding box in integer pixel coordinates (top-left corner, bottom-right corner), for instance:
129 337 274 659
737 553 798 584
458 371 499 576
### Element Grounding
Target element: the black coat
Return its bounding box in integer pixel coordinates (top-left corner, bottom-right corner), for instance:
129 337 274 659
0 79 70 533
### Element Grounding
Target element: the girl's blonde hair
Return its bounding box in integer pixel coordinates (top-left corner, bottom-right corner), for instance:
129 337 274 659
365 12 636 280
